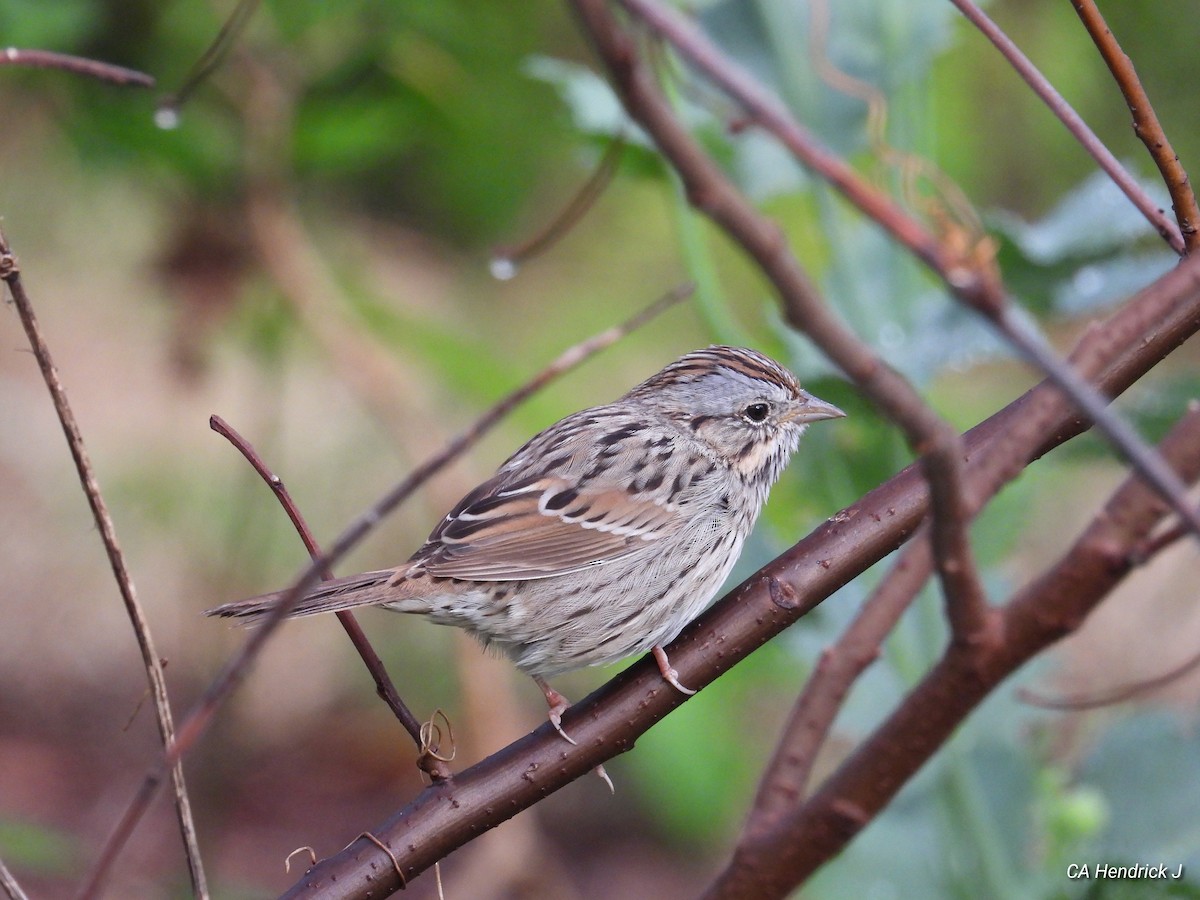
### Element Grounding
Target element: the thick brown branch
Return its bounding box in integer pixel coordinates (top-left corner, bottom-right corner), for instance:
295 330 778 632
1071 0 1200 252
708 403 1200 898
279 248 1200 899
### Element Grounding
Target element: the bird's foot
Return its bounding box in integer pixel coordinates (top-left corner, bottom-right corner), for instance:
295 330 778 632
653 645 696 695
535 676 578 746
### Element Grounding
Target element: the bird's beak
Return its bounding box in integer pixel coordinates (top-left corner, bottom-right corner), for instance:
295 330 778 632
785 392 846 424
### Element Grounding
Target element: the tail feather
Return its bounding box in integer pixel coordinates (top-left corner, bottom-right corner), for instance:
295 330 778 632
206 569 399 624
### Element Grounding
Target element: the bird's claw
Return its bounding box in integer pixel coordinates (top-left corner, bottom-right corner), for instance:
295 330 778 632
653 645 696 695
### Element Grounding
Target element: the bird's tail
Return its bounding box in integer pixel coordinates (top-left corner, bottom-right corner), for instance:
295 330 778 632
205 569 399 624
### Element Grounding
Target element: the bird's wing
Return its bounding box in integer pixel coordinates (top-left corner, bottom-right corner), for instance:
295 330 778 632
415 473 680 581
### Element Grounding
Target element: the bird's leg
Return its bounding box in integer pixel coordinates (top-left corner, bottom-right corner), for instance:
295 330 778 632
533 675 613 792
652 645 696 695
534 675 578 746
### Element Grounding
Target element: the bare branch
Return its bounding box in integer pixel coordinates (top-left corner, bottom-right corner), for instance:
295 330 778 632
0 234 209 899
734 278 1184 849
947 0 1184 254
615 0 1002 311
0 47 154 87
277 246 1200 900
708 402 1200 898
742 527 937 839
208 415 439 773
78 282 693 893
1020 640 1200 711
1070 0 1200 252
154 0 260 125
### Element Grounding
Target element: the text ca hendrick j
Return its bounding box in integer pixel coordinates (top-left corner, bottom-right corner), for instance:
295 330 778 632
1066 863 1185 880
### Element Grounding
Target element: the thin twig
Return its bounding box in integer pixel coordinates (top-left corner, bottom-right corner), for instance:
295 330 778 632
1019 641 1200 711
0 47 154 87
0 234 209 899
1070 0 1200 252
947 0 1184 254
155 0 260 125
208 415 435 765
77 281 693 895
1019 622 1200 712
574 0 995 645
0 856 30 900
490 135 626 278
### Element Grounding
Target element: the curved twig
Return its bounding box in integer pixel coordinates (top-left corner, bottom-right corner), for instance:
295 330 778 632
490 135 626 278
208 415 436 768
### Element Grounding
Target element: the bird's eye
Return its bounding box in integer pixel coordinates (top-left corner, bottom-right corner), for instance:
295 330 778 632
744 402 770 423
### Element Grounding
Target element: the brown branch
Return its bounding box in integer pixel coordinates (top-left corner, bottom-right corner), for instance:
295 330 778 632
742 526 937 839
572 0 995 648
0 48 154 87
947 0 1184 254
0 235 209 899
602 0 1200 564
77 282 693 895
708 402 1200 898
0 856 30 900
616 0 1002 311
207 415 440 773
276 239 1200 900
1071 0 1200 253
735 293 1170 849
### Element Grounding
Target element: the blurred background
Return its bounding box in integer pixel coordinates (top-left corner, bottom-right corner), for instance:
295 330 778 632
2 0 1200 897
